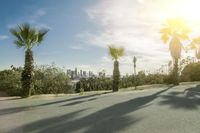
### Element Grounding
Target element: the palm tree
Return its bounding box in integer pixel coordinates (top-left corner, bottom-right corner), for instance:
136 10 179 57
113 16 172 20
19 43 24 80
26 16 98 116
160 18 191 85
108 45 125 91
133 56 137 89
10 23 48 97
189 37 200 61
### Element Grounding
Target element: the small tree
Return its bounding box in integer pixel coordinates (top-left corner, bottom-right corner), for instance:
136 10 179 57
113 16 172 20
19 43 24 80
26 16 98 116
133 56 137 89
108 45 125 92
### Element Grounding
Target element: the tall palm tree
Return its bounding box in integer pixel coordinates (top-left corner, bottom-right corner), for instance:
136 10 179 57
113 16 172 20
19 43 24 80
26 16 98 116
160 18 191 85
108 45 125 91
10 23 48 97
189 37 200 61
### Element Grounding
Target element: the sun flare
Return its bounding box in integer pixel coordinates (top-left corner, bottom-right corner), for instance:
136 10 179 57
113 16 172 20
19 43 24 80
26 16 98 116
163 0 200 24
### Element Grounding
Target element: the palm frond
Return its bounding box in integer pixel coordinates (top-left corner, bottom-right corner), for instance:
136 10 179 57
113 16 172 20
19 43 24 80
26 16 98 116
37 29 49 44
18 23 30 43
118 46 125 57
160 27 171 34
14 40 24 48
10 28 23 43
9 23 49 50
161 34 169 43
160 18 191 59
108 45 125 60
178 33 189 40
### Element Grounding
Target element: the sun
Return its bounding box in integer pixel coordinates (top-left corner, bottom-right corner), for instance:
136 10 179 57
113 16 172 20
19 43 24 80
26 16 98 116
173 0 200 22
161 0 200 31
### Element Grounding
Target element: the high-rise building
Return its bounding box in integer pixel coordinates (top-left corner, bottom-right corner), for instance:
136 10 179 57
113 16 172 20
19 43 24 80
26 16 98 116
80 70 83 77
83 71 87 77
71 71 75 79
75 68 78 77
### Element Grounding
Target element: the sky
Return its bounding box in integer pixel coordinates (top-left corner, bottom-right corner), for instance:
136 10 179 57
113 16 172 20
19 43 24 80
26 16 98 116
0 0 200 75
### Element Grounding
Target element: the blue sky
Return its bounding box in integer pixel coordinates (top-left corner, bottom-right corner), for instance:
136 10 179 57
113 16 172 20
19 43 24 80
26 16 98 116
0 0 106 71
0 0 199 74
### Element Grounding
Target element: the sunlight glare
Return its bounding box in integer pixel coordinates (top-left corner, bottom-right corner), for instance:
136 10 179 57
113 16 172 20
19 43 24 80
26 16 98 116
159 0 200 35
175 0 200 21
164 0 200 25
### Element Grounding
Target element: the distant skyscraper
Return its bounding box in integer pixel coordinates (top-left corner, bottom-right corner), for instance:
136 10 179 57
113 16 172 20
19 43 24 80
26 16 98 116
83 71 87 77
80 70 83 77
71 71 75 79
75 68 78 77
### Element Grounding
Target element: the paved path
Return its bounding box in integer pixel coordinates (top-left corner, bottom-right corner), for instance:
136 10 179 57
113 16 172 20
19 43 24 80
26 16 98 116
1 83 200 133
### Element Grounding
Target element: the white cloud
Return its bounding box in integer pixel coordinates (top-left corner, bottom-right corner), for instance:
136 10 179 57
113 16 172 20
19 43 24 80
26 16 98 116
74 0 177 74
7 9 52 30
0 35 8 40
30 9 47 23
69 45 87 51
35 23 52 30
29 9 53 30
7 9 51 31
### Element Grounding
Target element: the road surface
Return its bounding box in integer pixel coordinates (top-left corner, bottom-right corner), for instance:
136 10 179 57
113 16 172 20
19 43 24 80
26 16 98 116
0 83 200 133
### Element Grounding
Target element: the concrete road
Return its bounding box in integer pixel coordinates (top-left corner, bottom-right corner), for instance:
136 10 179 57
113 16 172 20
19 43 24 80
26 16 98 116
1 83 200 133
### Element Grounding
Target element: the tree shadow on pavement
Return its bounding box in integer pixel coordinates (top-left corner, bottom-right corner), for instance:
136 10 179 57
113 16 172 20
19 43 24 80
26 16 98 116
0 106 35 115
184 84 200 98
10 87 172 133
159 84 200 110
61 98 97 106
39 94 102 106
0 94 102 116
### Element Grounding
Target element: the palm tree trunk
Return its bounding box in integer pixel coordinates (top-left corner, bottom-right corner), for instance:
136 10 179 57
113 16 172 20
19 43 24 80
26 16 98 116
113 60 120 92
21 49 34 97
173 58 179 85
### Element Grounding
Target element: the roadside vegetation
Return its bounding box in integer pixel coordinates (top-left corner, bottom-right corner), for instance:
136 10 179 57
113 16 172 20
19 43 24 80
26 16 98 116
0 65 70 96
1 59 200 96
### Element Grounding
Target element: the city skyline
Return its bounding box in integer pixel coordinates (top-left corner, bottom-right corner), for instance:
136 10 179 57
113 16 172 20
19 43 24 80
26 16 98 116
66 67 97 79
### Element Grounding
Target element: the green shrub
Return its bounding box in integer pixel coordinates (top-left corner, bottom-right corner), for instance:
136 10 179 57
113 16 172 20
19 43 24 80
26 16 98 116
76 77 112 92
33 65 70 95
0 67 22 96
76 71 169 92
180 62 200 82
0 65 70 96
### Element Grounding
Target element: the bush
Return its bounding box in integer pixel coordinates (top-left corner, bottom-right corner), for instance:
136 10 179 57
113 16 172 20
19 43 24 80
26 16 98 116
76 71 169 92
76 77 112 92
180 62 200 82
33 65 70 94
0 67 22 96
0 65 70 96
